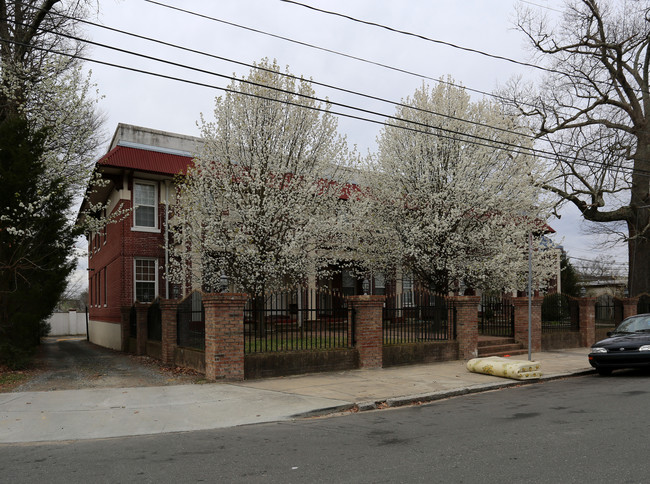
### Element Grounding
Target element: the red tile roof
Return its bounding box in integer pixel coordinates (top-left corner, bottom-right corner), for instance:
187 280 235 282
98 145 193 176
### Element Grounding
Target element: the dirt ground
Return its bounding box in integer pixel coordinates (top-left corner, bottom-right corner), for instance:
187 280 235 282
3 336 205 393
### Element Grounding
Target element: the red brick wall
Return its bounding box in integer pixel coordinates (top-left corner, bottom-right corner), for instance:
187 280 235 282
450 296 480 360
512 297 542 352
578 298 596 347
349 295 385 369
203 293 247 381
135 303 149 356
88 176 171 324
618 297 639 320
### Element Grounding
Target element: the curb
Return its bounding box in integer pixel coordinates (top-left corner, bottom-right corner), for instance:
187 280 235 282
295 368 596 416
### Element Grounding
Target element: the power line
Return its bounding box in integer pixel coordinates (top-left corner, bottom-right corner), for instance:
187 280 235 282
519 0 563 13
4 16 649 179
141 1 638 164
6 5 649 177
33 8 545 145
14 25 649 178
143 0 531 109
278 0 563 75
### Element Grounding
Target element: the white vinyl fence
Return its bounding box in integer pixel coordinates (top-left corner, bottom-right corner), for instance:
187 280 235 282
48 310 87 336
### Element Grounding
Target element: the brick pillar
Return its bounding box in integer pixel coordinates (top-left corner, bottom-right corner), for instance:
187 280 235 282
512 297 542 352
160 299 178 366
615 297 639 320
119 306 131 352
348 295 385 369
203 293 247 381
135 302 148 356
450 296 480 360
577 297 597 347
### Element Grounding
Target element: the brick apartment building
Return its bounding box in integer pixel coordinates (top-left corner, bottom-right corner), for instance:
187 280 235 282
79 124 562 352
79 124 202 350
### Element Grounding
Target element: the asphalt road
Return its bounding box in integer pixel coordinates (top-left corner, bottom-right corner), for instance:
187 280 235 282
2 371 649 483
13 337 201 392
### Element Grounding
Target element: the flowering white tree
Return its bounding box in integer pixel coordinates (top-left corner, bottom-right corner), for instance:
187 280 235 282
0 1 104 365
0 1 104 195
169 59 351 301
350 81 555 294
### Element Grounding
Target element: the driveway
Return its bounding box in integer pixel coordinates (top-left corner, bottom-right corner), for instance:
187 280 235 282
12 337 203 392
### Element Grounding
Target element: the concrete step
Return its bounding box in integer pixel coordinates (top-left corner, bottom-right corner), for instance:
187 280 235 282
478 337 516 347
478 348 529 358
478 343 527 358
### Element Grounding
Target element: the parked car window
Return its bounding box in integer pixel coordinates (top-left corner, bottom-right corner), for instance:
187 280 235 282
614 315 650 333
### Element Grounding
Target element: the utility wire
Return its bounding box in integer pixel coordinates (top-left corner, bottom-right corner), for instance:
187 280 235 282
5 6 648 176
278 0 564 75
141 1 634 160
31 8 543 145
519 0 563 13
3 16 648 179
7 24 647 178
144 0 533 109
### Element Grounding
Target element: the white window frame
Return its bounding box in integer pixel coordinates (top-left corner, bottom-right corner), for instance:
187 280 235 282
403 273 414 307
132 179 159 232
134 258 158 303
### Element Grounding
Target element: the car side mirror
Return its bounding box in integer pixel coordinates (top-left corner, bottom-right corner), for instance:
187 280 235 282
607 331 613 337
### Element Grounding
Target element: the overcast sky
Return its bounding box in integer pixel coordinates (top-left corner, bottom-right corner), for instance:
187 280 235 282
70 0 629 289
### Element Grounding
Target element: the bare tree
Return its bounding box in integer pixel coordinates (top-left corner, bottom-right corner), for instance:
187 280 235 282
503 0 650 295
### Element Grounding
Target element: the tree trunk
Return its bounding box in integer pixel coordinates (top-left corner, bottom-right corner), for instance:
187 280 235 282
629 134 650 296
628 214 650 296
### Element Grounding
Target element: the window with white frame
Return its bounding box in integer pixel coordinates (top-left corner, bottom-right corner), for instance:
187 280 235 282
342 270 356 296
133 181 157 229
374 273 385 296
402 273 414 307
134 259 157 303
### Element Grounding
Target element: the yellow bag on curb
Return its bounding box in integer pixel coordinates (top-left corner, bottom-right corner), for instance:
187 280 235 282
466 356 542 380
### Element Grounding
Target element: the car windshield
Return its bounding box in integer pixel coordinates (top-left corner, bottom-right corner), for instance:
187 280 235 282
614 315 650 334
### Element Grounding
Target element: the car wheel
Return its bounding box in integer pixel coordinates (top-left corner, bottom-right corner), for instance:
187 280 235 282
596 368 612 376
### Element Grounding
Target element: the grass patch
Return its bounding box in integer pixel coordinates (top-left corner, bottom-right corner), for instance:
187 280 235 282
0 366 34 392
244 335 350 353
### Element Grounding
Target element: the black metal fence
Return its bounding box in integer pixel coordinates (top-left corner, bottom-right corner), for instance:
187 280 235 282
147 299 162 341
479 295 514 337
595 295 616 328
244 289 353 353
177 291 205 350
382 291 456 344
129 305 137 339
542 293 579 333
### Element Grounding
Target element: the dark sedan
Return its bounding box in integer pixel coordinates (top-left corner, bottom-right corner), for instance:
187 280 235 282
589 314 650 375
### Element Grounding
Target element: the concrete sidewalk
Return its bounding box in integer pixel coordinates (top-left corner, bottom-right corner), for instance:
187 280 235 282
0 347 593 444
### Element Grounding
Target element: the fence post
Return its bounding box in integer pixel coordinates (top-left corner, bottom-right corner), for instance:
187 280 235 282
203 293 247 381
135 302 149 356
160 298 178 366
512 297 542 353
348 295 385 369
615 297 639 321
449 296 480 360
577 297 597 347
120 306 131 352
